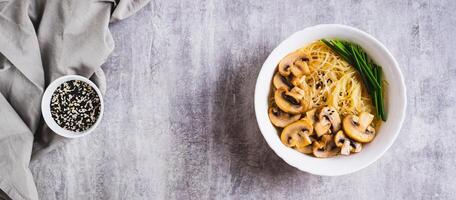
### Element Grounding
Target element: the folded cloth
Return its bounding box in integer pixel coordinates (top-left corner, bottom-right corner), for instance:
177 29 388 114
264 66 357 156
0 0 150 199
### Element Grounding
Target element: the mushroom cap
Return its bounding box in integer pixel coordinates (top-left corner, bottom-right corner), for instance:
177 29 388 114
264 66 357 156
278 50 311 77
274 88 308 114
268 106 301 128
343 112 376 143
312 135 340 158
272 72 293 90
280 120 314 148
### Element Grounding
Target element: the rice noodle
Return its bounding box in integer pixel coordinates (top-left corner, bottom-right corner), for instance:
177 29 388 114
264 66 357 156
275 41 378 123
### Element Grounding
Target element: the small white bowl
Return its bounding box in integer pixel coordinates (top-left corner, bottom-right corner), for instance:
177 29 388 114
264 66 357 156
254 24 406 176
41 75 104 138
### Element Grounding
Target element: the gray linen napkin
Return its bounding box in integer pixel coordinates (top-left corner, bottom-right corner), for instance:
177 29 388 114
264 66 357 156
0 0 150 199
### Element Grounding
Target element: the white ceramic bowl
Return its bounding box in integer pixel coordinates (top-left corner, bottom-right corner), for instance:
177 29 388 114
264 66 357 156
41 75 104 138
254 24 406 176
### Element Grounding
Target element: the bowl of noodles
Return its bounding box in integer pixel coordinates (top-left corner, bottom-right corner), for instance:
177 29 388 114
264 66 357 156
254 24 406 176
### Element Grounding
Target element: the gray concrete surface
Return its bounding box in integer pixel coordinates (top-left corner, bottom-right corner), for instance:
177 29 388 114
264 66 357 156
29 0 456 199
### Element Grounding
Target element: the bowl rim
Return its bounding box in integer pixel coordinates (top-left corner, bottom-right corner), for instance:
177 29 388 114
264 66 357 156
254 24 407 176
41 75 104 138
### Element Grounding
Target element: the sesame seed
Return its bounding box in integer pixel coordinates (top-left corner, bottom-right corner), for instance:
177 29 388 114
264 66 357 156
50 80 101 132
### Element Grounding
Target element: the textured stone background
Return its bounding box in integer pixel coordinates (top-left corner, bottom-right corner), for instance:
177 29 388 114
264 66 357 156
29 0 456 199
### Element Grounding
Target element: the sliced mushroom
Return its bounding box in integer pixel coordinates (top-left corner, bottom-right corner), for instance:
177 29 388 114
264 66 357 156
320 106 341 132
304 108 317 124
343 112 376 143
350 141 362 153
291 76 305 88
359 112 375 128
340 140 351 155
300 118 315 136
301 108 317 136
314 106 341 136
334 130 348 147
280 120 313 148
314 122 331 137
289 87 305 100
296 145 313 154
312 135 339 158
273 72 293 90
268 106 301 128
278 50 311 77
334 130 362 155
274 88 308 114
